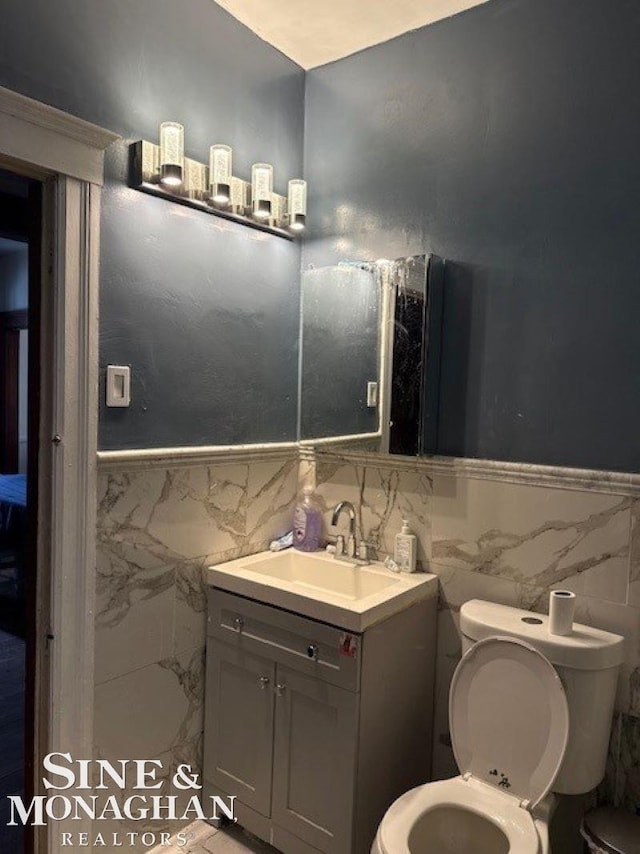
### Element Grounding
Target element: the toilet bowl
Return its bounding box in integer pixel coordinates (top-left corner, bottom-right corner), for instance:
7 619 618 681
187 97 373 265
372 778 551 853
372 599 624 854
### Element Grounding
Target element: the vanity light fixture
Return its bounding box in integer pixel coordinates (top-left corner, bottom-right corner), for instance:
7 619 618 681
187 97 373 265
130 125 303 239
159 122 184 187
287 179 307 232
209 144 232 205
251 163 273 220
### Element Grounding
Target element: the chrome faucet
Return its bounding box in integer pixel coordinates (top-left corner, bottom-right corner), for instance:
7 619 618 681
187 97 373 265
331 500 357 558
330 501 372 563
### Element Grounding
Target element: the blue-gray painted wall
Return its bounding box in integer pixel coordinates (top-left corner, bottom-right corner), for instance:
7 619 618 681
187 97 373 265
3 0 640 468
303 0 640 472
0 0 304 448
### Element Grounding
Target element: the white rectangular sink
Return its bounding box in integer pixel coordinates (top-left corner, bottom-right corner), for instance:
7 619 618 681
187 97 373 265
241 551 400 600
206 549 437 632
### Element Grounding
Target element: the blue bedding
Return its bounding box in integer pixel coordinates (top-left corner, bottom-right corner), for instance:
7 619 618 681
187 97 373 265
0 474 27 507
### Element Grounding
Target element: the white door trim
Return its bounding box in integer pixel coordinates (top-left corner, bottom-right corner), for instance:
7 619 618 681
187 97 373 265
0 85 118 185
0 86 118 853
46 177 101 851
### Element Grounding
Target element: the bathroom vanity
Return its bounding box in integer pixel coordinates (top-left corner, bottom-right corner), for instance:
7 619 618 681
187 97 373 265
202 550 438 854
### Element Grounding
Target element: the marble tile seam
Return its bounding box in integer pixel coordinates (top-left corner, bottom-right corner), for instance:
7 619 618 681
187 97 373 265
93 640 204 690
431 562 640 612
93 655 170 689
96 541 278 579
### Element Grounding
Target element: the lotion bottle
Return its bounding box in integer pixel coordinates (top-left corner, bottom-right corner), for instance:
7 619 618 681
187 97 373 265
394 519 417 572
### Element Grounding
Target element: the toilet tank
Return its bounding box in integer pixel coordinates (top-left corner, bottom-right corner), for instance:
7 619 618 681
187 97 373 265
460 599 624 795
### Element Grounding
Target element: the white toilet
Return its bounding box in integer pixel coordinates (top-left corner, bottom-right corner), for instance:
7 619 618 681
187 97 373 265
373 599 624 854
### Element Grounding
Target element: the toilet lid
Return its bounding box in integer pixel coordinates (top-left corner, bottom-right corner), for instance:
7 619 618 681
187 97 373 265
449 635 569 809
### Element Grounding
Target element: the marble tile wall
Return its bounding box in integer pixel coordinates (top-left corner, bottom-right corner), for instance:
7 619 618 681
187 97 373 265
301 455 432 564
93 447 639 849
304 452 640 816
93 454 299 849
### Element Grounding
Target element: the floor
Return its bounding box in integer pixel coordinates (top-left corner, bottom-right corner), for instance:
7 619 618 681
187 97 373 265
0 626 25 853
151 821 279 853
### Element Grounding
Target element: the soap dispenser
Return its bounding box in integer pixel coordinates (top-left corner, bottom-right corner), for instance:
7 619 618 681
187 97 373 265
292 486 323 552
394 520 417 572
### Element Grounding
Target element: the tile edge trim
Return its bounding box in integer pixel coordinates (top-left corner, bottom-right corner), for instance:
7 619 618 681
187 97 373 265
97 441 640 496
303 448 640 496
97 441 298 472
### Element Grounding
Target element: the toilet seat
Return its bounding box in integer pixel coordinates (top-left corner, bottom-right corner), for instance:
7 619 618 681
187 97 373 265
449 635 569 809
374 636 570 853
375 775 542 853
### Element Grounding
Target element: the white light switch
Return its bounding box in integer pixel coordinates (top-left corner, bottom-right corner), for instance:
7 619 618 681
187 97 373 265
106 365 131 407
367 381 378 407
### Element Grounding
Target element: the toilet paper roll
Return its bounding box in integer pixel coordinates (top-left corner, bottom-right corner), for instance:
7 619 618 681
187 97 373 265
549 590 576 636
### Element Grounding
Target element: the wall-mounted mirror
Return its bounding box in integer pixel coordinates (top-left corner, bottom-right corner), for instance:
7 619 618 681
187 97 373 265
298 254 444 457
298 263 381 444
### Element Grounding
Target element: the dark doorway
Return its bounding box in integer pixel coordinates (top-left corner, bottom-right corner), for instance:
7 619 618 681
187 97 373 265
0 167 42 854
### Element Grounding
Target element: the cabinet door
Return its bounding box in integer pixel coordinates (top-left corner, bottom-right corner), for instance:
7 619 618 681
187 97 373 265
272 665 358 854
203 640 276 817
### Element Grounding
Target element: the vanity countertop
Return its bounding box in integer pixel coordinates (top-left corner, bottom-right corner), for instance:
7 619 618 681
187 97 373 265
205 548 437 632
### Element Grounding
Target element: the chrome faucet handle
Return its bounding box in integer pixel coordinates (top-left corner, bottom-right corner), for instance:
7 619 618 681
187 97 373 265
335 534 345 557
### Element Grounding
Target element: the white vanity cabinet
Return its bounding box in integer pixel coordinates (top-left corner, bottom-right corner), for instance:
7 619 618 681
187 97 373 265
203 587 436 854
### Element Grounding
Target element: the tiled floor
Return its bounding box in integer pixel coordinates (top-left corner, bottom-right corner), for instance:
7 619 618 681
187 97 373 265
150 821 279 853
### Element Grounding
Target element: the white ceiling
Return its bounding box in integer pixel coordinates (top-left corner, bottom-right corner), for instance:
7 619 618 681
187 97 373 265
213 0 490 69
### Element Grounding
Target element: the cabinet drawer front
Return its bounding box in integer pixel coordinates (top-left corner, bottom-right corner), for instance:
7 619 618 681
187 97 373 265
203 641 275 817
208 588 360 692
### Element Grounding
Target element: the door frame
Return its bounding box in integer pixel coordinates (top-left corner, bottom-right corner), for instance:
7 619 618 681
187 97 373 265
0 85 118 853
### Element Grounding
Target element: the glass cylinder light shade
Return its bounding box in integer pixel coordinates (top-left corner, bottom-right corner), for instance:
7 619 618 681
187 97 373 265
287 179 307 231
159 122 184 187
185 159 207 201
209 145 232 205
230 177 248 214
251 163 273 219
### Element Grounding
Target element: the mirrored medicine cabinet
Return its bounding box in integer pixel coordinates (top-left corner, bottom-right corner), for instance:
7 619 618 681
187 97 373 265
297 254 445 458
